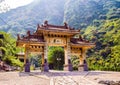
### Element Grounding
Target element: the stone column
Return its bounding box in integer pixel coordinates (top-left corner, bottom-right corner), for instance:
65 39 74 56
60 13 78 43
24 45 27 64
24 53 26 65
24 45 30 72
41 53 44 71
42 42 49 72
78 48 88 71
24 59 30 72
64 37 73 71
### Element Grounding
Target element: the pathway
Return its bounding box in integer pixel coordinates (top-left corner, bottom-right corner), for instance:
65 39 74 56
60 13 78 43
0 70 120 85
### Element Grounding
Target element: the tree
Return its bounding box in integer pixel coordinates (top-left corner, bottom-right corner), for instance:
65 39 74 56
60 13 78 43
48 46 64 70
0 31 23 67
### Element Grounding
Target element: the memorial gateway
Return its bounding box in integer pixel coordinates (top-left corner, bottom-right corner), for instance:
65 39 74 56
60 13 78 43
16 21 94 72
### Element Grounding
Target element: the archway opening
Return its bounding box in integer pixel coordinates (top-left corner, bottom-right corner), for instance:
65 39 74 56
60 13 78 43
48 46 64 70
71 55 79 70
29 54 42 70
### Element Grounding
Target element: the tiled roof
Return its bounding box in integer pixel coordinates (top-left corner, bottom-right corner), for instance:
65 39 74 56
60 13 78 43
70 37 92 44
37 21 80 32
17 34 44 42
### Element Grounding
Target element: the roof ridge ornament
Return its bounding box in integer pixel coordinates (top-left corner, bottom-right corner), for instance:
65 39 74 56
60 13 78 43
37 24 40 28
44 20 48 25
17 34 20 40
64 22 68 29
79 35 83 41
37 24 41 30
27 30 31 36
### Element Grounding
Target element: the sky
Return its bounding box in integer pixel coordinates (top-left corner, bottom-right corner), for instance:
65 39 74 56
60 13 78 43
5 0 33 9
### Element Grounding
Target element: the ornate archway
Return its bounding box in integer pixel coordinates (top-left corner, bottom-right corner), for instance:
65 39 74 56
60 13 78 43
16 21 94 72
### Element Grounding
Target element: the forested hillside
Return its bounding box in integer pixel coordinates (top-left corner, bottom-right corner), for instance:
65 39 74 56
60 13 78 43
0 0 65 34
64 0 120 28
85 19 120 71
0 0 120 71
1 0 120 34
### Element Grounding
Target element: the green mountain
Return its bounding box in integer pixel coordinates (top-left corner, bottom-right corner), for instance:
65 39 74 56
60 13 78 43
1 0 120 34
0 0 120 71
0 0 65 34
85 19 120 71
64 0 120 28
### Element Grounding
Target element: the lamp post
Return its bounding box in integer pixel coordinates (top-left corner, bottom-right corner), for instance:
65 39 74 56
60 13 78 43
57 57 61 70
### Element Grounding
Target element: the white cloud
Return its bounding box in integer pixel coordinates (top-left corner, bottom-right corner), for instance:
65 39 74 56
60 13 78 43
5 0 33 9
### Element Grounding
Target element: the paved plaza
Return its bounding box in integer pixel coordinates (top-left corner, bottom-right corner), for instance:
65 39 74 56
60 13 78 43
0 70 120 85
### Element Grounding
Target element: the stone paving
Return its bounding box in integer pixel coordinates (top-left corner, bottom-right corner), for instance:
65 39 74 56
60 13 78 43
49 71 98 85
0 70 120 85
0 71 49 85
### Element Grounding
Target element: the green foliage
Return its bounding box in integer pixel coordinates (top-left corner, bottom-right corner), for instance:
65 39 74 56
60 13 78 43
71 56 79 70
0 31 23 67
86 19 120 71
29 54 42 67
48 46 64 70
3 56 23 67
111 45 120 59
